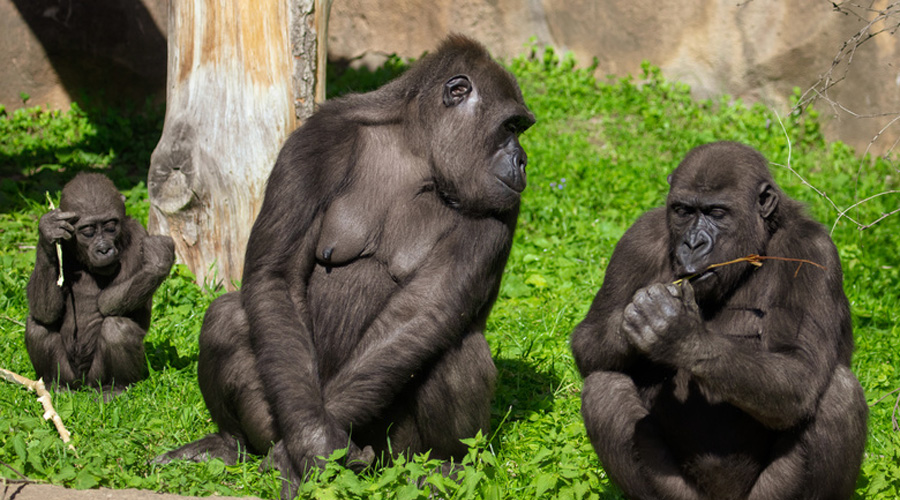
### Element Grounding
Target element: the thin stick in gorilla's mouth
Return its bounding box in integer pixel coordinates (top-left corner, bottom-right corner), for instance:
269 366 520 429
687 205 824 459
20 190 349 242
672 254 828 285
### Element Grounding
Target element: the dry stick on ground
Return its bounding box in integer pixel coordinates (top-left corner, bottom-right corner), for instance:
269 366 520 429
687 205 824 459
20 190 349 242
0 368 74 450
672 254 827 285
1 316 24 328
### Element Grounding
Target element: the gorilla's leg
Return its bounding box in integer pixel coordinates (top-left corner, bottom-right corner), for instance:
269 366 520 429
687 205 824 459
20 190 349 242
385 332 496 461
583 371 704 500
90 316 149 389
198 292 278 454
154 292 277 464
808 365 868 498
750 365 867 500
25 318 78 386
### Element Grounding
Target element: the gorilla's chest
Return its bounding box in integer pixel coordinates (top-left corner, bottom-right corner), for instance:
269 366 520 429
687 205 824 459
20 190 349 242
306 191 457 375
314 186 454 282
62 271 107 337
705 304 767 341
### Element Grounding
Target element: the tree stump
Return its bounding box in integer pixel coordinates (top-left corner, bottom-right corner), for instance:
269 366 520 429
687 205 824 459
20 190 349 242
148 0 330 289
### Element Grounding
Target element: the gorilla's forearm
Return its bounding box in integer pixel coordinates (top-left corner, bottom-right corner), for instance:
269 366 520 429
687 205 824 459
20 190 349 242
686 335 830 429
322 262 494 428
244 273 331 437
97 269 167 317
27 248 66 324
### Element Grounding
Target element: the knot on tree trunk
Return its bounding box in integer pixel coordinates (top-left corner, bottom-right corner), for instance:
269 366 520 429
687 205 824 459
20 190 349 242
149 121 197 215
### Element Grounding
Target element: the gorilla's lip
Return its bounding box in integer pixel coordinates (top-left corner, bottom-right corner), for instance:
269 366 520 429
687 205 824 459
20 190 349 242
495 175 525 194
693 270 715 281
676 268 715 281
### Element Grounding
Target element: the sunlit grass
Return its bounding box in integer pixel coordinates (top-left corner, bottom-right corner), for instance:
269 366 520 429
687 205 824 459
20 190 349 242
0 47 897 499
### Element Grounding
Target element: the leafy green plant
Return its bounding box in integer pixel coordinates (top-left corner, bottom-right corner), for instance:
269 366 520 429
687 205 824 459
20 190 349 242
0 45 898 499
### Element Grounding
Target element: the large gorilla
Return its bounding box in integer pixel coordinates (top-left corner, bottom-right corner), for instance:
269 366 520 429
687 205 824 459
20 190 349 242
571 142 867 500
156 35 535 494
26 172 175 391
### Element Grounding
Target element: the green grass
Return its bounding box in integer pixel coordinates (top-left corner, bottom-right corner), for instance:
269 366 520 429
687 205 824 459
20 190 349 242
1 47 899 499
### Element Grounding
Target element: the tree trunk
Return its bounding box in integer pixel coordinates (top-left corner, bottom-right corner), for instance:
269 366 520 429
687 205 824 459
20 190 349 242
148 0 330 289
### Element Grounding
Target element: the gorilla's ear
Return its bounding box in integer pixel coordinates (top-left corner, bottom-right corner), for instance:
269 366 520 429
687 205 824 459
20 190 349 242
666 174 673 185
757 182 779 218
443 75 473 107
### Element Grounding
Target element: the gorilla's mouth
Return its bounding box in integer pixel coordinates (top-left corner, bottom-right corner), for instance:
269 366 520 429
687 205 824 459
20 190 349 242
692 270 715 282
676 268 715 282
496 175 525 194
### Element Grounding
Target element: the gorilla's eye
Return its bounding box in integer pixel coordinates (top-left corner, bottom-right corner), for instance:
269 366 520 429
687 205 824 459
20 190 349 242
672 205 693 217
103 221 118 234
80 227 96 238
707 208 727 219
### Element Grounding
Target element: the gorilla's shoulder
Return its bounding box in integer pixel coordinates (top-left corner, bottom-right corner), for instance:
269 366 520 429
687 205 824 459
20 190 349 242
610 207 669 267
622 207 668 246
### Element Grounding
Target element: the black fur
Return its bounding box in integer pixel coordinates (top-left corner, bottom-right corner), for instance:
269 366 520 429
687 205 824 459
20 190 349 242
26 172 175 392
155 35 534 497
571 142 867 500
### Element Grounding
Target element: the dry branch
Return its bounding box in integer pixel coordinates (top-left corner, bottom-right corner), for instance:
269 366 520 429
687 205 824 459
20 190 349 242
673 254 827 285
869 386 900 431
770 110 900 232
0 368 74 449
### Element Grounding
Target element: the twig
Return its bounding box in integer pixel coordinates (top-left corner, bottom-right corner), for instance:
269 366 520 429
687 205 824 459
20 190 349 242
869 386 900 432
771 109 900 232
1 461 35 500
895 391 900 432
859 206 900 230
45 192 64 287
672 254 827 285
830 190 900 232
768 111 857 225
0 368 74 449
1 316 25 328
0 461 28 481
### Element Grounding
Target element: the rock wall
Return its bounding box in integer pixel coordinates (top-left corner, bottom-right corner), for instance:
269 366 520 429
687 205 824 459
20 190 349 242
0 0 167 109
2 0 898 155
327 0 900 156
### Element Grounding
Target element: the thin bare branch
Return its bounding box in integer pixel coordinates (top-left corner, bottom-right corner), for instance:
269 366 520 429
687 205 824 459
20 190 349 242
770 108 900 231
672 254 827 285
1 316 25 328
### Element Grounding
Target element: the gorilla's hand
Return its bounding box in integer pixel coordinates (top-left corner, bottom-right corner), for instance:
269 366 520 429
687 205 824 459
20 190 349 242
141 235 176 276
272 422 374 499
38 210 77 251
622 282 701 364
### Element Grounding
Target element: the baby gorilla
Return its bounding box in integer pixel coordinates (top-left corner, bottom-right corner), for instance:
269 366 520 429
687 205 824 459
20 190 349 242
571 142 867 500
26 173 175 392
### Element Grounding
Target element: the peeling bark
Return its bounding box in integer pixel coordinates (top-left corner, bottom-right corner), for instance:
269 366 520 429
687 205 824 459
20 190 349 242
149 0 327 289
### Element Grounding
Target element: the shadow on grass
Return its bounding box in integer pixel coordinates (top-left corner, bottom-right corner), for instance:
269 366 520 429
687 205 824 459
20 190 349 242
492 357 561 429
0 96 165 214
0 53 417 215
147 337 194 373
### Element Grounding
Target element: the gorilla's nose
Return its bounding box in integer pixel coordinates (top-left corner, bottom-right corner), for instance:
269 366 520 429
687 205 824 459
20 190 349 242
685 229 711 251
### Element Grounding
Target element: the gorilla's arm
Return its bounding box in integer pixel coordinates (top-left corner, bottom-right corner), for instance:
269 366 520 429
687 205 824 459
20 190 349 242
240 141 352 471
627 239 846 430
690 243 846 429
27 210 76 324
571 209 670 376
98 224 175 317
322 219 512 428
